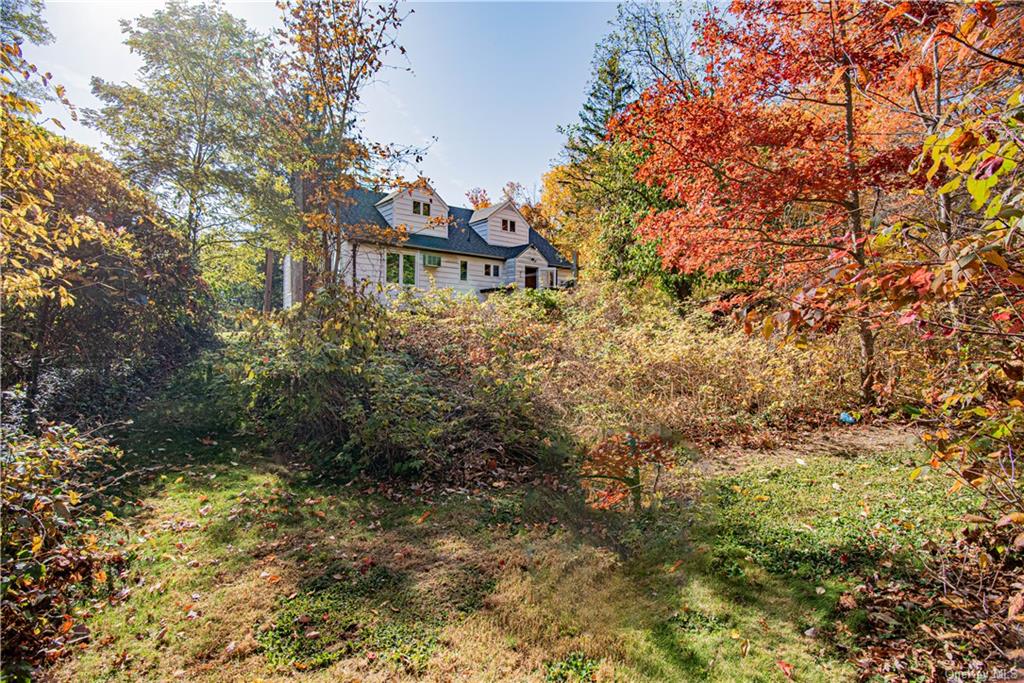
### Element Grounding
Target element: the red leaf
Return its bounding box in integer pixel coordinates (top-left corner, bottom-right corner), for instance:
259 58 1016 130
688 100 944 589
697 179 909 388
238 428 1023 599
882 2 911 24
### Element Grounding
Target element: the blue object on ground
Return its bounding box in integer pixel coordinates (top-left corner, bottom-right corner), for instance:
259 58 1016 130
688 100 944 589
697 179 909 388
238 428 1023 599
838 412 858 425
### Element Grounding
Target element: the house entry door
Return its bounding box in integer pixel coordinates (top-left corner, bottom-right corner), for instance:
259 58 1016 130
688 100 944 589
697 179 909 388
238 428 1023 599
524 267 538 289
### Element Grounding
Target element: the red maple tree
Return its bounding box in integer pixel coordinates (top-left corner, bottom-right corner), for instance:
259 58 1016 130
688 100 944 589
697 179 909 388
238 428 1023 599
611 0 949 402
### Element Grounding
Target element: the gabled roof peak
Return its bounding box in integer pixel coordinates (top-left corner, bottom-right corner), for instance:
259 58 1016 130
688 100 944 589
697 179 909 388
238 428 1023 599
469 198 517 224
374 177 446 207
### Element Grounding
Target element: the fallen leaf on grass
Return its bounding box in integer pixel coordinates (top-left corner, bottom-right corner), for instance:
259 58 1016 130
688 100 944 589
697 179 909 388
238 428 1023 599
668 559 685 573
1008 591 1024 619
416 509 433 524
776 659 794 679
996 512 1024 527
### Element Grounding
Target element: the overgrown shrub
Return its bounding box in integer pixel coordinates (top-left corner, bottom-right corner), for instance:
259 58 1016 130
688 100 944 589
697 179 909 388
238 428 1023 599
580 433 674 512
223 286 552 479
390 281 928 447
1 138 213 427
0 424 127 680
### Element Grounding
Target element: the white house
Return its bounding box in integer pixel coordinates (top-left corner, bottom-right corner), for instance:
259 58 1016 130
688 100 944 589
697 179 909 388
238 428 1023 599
283 181 575 306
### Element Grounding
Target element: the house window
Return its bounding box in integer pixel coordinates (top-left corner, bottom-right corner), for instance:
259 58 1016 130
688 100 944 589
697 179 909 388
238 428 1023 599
386 253 399 283
484 264 500 277
402 253 416 285
413 200 431 216
509 220 515 233
387 252 416 285
460 260 468 281
501 218 515 232
547 271 556 287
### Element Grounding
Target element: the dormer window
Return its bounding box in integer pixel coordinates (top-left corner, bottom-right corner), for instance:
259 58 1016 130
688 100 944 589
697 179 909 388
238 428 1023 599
413 200 431 216
501 218 516 233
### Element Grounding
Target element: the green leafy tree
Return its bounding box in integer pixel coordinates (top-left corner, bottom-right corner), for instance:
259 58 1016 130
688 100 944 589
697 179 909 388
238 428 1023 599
86 0 268 260
550 5 697 297
271 0 422 300
1 0 54 102
0 0 52 45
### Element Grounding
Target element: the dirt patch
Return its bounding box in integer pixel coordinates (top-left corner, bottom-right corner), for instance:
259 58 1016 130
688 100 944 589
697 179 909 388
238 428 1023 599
694 421 919 477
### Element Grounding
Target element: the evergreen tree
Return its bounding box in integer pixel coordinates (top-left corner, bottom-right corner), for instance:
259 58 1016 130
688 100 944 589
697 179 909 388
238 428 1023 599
566 47 634 162
549 1 699 299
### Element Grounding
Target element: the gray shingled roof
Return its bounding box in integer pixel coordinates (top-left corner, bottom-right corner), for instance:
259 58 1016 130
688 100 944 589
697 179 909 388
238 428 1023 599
335 188 573 269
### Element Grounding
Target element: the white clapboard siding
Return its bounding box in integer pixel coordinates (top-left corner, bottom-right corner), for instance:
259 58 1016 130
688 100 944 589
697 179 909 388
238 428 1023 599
483 204 530 248
469 219 489 242
376 185 449 239
420 253 506 294
283 242 572 307
507 246 553 288
334 241 505 298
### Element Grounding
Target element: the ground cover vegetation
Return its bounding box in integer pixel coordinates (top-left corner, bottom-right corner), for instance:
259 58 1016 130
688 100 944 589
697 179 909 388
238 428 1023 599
2 0 1023 681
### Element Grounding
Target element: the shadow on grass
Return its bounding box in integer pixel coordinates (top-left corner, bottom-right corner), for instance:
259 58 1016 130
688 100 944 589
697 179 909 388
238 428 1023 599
79 352 938 682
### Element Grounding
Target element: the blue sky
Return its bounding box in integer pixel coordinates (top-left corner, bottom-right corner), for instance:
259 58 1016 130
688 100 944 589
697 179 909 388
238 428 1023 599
31 1 620 205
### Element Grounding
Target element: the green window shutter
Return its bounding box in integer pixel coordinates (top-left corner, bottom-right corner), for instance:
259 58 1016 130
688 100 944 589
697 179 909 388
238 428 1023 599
386 253 399 283
402 254 416 285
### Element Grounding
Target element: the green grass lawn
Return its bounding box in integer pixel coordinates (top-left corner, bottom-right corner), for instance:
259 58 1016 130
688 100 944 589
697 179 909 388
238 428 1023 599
49 365 976 682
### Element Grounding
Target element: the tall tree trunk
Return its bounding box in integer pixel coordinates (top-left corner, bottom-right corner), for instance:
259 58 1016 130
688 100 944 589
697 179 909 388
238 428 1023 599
321 231 331 281
351 241 359 294
186 200 199 260
843 57 877 406
262 248 276 314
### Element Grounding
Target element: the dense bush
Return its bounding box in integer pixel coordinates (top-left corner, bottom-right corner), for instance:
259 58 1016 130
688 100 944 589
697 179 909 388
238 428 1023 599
1 137 212 426
0 424 127 679
390 281 929 447
223 286 552 479
224 280 929 479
